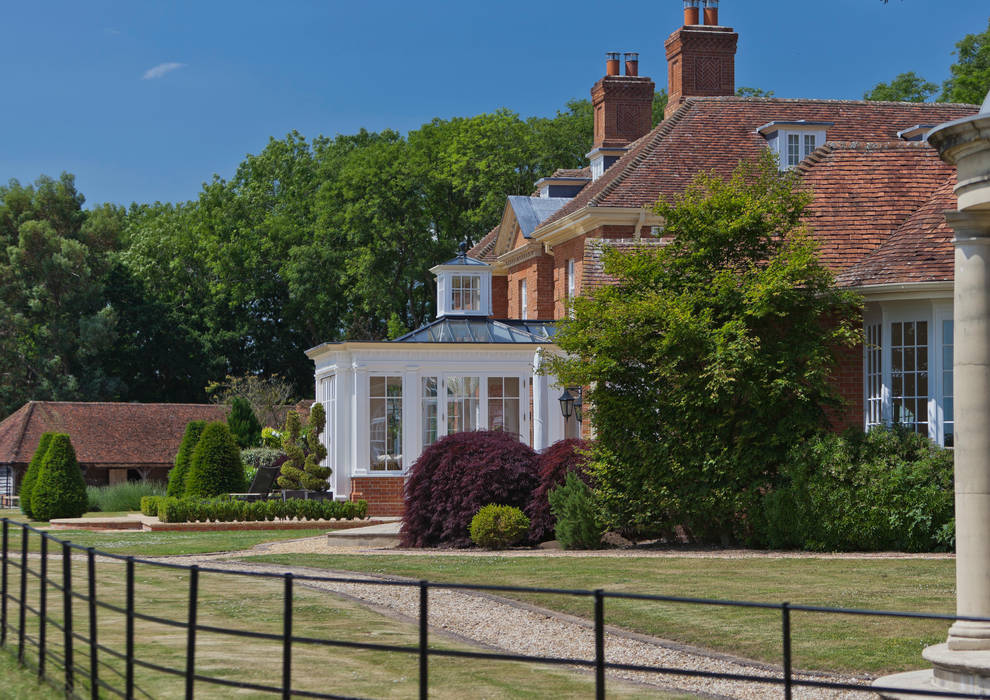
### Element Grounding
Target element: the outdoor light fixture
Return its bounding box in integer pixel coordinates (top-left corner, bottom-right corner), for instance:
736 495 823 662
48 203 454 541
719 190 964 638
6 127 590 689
558 387 583 423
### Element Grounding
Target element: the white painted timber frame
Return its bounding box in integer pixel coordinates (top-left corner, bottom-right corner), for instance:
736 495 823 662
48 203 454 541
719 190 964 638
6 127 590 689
307 342 567 499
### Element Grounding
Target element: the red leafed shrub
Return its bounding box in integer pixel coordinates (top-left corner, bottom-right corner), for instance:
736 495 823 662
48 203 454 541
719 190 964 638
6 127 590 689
400 431 539 548
526 439 591 542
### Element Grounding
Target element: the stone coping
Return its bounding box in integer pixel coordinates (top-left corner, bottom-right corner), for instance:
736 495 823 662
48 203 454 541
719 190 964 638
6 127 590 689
48 513 386 533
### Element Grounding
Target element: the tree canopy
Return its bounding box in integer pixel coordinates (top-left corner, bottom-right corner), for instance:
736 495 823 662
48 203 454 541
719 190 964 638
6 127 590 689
546 153 861 543
864 72 938 102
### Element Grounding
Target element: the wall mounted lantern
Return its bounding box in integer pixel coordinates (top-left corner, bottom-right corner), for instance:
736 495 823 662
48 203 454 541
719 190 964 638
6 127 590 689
558 387 583 423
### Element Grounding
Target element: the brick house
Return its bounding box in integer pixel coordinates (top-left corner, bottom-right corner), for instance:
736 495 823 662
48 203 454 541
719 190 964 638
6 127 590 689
309 1 979 515
0 402 229 495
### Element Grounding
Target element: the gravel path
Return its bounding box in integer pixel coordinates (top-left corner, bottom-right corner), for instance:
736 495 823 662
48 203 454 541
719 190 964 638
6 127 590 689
160 550 877 700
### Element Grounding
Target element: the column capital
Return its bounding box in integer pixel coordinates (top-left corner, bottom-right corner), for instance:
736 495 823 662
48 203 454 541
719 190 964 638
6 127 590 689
948 210 990 242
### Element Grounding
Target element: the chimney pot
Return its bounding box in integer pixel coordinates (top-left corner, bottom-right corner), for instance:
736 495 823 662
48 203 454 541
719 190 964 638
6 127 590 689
605 51 620 76
683 0 700 26
703 0 719 25
624 52 639 76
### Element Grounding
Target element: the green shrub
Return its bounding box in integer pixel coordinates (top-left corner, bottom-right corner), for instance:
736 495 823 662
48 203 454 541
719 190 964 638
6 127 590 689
261 427 282 449
548 472 604 550
276 406 331 491
754 427 954 552
158 498 188 523
88 481 166 513
266 499 285 521
30 435 88 522
140 496 163 517
168 421 206 498
469 505 530 550
185 423 246 498
228 397 262 448
354 500 368 519
19 433 54 519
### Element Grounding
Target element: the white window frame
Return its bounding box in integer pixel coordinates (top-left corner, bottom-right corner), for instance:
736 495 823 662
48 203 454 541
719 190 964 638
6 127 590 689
765 128 827 170
450 274 481 313
520 279 528 320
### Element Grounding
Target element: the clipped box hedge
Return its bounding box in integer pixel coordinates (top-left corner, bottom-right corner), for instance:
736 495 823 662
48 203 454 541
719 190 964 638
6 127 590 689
155 496 368 524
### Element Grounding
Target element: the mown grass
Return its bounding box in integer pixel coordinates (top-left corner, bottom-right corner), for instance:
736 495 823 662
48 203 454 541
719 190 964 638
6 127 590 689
3 548 669 699
242 552 955 676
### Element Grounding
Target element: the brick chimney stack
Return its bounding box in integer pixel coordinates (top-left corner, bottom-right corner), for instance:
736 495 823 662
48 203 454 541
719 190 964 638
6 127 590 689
664 0 737 119
588 51 655 180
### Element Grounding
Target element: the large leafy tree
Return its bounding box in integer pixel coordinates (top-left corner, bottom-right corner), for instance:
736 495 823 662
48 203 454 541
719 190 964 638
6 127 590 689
547 153 861 543
941 18 990 105
864 71 938 102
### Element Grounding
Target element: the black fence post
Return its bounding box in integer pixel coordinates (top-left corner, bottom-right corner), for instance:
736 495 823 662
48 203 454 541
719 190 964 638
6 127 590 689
39 535 47 679
87 548 98 700
126 557 135 700
18 525 27 664
781 601 792 700
282 573 292 700
1 518 7 648
185 566 199 700
419 580 428 700
594 589 605 700
63 541 73 695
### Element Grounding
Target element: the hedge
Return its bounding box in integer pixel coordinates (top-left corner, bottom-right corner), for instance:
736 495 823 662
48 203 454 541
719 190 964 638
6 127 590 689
156 497 369 524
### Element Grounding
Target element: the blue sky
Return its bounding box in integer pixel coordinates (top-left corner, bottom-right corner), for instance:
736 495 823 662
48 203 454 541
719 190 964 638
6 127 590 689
1 1 986 207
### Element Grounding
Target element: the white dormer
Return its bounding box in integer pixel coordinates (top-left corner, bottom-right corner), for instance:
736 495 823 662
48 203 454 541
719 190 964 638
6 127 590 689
757 120 833 169
429 243 493 319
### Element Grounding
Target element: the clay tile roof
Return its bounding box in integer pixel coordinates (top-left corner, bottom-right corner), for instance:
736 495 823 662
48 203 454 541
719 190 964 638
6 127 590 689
467 225 499 263
0 402 229 468
535 97 978 232
550 167 591 179
582 237 669 291
798 141 957 274
836 176 957 288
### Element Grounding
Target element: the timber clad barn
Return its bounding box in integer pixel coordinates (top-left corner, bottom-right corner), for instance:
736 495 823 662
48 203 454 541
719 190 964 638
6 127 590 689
307 1 980 516
0 401 228 495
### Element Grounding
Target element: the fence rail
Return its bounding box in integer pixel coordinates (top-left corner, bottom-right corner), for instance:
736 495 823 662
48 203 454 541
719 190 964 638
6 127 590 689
1 516 987 699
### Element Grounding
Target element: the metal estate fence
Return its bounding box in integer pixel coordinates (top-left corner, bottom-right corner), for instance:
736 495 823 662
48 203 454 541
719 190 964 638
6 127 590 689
1 516 988 699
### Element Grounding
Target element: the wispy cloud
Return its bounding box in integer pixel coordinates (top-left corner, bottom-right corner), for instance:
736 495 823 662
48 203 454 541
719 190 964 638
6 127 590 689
104 28 121 36
142 62 186 80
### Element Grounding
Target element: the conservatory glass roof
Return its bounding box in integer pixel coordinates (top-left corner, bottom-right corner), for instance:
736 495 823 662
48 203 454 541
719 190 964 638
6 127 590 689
393 318 556 344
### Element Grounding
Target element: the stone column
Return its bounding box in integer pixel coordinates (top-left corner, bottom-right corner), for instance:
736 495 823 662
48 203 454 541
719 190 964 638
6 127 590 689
946 210 990 650
876 91 990 696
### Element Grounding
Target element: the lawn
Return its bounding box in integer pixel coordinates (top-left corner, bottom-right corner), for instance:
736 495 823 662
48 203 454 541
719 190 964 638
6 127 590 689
2 546 672 699
242 552 955 677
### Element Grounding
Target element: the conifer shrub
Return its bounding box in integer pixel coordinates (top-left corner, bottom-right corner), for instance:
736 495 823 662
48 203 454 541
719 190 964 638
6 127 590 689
19 432 54 519
167 421 207 498
526 438 591 542
184 423 246 498
30 434 88 521
228 397 262 448
470 505 530 549
141 496 163 517
400 430 540 548
548 472 604 550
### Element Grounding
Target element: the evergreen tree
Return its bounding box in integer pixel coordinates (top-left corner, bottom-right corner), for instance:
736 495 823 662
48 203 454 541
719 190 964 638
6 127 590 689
19 432 53 519
227 397 262 448
30 434 88 521
185 422 246 498
276 404 330 491
167 420 206 497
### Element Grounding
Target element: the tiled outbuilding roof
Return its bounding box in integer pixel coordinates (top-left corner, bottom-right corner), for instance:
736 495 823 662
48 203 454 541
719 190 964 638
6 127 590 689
536 98 977 231
798 141 957 274
837 176 957 288
0 402 229 468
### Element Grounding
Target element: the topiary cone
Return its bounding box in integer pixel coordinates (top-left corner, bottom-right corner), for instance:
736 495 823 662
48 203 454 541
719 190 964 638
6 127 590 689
168 421 206 498
30 434 88 521
184 422 246 498
19 432 54 519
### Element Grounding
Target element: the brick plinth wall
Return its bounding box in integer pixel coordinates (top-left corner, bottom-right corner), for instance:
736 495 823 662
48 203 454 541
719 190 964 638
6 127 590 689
828 339 864 432
350 476 406 516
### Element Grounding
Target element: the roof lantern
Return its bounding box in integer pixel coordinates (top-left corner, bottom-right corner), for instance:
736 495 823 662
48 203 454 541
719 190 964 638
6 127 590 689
429 242 494 319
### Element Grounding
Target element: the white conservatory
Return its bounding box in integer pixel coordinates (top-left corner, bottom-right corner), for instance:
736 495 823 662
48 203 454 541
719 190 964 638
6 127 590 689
305 248 575 515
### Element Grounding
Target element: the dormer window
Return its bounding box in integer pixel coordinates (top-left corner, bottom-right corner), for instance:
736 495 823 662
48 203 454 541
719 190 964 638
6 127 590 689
757 120 833 170
451 275 481 312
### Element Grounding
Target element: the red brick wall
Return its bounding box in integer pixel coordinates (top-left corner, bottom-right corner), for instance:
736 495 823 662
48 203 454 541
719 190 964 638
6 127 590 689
491 274 508 318
553 236 587 319
350 477 406 517
828 339 864 432
507 255 554 320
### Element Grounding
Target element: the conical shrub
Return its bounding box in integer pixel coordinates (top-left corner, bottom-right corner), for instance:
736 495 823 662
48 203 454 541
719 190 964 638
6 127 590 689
167 421 206 497
185 422 246 498
227 397 262 448
20 432 54 519
30 434 88 521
